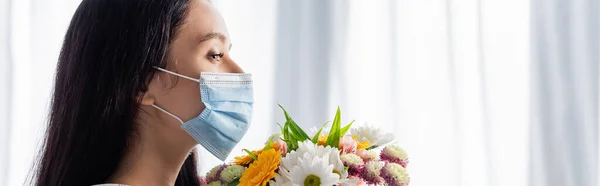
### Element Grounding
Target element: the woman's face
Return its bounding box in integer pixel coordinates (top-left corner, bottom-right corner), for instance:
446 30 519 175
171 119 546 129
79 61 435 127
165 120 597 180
144 0 241 135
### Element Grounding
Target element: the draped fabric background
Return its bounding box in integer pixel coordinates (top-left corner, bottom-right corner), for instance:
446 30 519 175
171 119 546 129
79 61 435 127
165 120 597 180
530 0 599 185
0 0 597 186
211 1 531 186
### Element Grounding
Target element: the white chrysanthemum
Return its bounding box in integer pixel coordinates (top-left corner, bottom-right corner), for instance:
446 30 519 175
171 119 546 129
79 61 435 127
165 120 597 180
268 166 293 186
307 126 321 137
326 148 347 180
282 140 348 180
383 145 408 160
363 161 385 184
380 145 409 168
368 150 380 160
207 180 222 186
307 124 332 137
289 154 339 186
340 153 364 167
350 124 394 147
219 165 245 183
205 164 226 183
206 165 221 180
381 163 410 186
339 178 360 186
365 161 384 175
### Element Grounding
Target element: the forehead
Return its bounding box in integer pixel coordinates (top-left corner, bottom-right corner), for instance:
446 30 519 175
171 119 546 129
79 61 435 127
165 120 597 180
179 0 229 41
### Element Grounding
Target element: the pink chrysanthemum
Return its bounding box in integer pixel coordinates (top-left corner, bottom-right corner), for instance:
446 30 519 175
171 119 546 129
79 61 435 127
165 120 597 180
356 149 379 161
348 175 368 186
340 153 365 177
381 163 410 186
199 176 207 186
205 164 228 183
276 141 288 154
380 145 409 168
361 161 385 185
340 135 358 154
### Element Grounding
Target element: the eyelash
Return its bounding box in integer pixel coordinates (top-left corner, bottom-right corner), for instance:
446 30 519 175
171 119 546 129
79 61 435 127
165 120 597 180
209 53 224 61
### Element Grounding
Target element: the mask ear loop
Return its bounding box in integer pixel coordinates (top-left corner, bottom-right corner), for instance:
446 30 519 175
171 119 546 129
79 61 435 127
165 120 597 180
154 67 200 83
152 104 184 125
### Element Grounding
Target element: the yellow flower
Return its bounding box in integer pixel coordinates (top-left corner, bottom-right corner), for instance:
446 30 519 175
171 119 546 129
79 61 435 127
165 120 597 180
317 135 370 150
233 149 263 165
233 143 284 166
239 148 281 186
318 135 328 146
353 135 371 150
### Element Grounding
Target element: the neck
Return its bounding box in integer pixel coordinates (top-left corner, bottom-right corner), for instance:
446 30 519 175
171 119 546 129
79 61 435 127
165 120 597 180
109 116 197 186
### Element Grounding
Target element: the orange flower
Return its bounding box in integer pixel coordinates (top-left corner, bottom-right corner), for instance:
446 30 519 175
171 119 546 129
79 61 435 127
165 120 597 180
317 135 370 150
233 142 285 165
318 135 328 146
239 149 281 186
353 135 371 150
233 149 263 165
272 142 282 152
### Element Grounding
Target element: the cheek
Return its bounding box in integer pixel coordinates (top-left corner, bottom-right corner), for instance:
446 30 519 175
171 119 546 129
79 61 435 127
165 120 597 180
164 79 206 121
163 41 218 121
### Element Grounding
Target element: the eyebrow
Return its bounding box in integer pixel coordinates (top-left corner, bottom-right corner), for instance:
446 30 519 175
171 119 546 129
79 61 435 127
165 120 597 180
198 32 232 49
199 32 225 42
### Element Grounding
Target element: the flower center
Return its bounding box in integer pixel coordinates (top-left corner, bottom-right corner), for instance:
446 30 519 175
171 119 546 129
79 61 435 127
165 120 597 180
304 174 321 186
333 169 342 178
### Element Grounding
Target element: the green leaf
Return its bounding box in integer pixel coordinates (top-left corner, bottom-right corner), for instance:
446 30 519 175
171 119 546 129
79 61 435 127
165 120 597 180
285 124 300 150
366 145 379 150
227 178 240 186
340 120 355 136
278 104 310 151
276 123 284 133
282 123 290 141
282 123 295 150
326 107 342 148
278 104 292 120
264 138 274 151
287 120 310 141
243 149 258 161
311 121 330 143
279 104 311 141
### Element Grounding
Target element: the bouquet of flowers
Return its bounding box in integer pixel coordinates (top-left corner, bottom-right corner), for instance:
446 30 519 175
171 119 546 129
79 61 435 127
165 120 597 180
202 105 410 186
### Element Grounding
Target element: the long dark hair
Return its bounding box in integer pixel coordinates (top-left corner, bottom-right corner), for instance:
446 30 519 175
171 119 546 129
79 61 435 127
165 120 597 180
32 0 200 185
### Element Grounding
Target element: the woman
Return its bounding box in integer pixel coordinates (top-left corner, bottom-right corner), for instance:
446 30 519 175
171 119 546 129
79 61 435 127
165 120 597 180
32 0 253 185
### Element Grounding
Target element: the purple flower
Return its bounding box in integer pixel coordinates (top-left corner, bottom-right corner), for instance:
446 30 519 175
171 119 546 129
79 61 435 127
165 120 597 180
380 145 409 168
361 161 385 185
205 164 228 183
340 153 365 177
381 163 410 186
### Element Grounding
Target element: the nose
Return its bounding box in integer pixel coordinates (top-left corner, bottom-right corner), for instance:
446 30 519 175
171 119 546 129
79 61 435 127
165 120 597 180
221 56 244 73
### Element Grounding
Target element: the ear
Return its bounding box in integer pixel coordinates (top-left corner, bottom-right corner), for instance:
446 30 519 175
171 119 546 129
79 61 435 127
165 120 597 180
140 74 160 106
140 92 155 106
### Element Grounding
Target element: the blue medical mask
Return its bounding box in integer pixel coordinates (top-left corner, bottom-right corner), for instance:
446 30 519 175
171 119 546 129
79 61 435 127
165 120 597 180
152 67 254 161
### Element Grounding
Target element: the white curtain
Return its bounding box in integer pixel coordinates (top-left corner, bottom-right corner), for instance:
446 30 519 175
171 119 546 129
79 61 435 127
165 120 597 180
530 0 599 185
213 0 531 185
0 0 10 184
0 0 597 186
1 0 81 185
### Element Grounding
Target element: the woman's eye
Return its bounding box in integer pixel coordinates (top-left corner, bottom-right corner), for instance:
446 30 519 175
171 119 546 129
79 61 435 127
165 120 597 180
209 53 224 61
